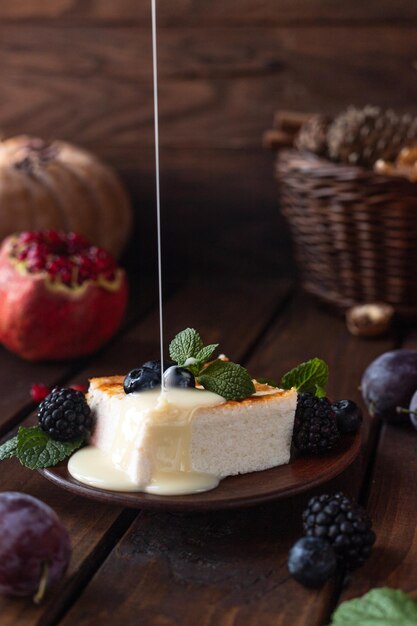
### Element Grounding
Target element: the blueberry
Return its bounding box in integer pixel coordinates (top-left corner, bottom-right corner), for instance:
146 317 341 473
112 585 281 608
332 400 363 434
123 367 161 394
288 536 337 588
142 359 175 375
163 366 195 389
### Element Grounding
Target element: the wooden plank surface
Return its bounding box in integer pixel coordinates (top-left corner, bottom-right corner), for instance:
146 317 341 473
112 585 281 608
0 354 74 437
0 278 291 626
59 294 396 626
1 25 417 154
338 423 417 603
336 333 417 607
1 0 417 25
118 148 288 281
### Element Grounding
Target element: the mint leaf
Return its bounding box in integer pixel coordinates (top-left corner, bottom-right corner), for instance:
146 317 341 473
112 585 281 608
185 343 219 376
315 384 327 398
195 344 218 365
168 328 255 399
330 588 417 626
281 358 328 396
16 426 84 470
198 360 255 401
169 328 204 365
0 436 18 460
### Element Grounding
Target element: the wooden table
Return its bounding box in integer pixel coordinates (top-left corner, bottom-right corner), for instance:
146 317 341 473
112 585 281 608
1 276 416 625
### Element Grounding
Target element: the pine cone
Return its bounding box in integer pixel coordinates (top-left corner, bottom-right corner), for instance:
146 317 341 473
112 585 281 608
327 105 417 167
295 114 330 156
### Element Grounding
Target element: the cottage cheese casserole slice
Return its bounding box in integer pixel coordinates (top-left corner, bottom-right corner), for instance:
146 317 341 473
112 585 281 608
68 376 297 496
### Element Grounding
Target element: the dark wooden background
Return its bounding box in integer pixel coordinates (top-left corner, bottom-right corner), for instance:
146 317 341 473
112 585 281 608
1 0 417 282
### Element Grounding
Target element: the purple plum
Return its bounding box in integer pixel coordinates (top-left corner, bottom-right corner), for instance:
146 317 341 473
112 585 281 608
361 349 417 423
408 389 417 430
0 492 71 601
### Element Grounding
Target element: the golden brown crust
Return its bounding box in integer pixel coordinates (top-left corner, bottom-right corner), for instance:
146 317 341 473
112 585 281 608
88 376 294 404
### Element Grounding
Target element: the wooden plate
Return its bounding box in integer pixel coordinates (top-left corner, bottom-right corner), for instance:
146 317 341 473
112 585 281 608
38 431 361 511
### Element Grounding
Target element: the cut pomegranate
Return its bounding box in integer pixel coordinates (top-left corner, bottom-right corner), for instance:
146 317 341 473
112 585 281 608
0 231 128 361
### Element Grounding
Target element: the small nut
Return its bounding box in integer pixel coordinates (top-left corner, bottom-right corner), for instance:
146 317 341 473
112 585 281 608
374 145 417 182
346 303 394 337
397 145 417 167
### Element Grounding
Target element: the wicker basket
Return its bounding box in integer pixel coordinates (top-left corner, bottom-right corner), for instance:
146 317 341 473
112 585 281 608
265 111 417 316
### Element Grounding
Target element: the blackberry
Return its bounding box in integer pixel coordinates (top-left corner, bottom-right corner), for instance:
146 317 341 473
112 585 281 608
294 393 340 454
38 388 92 442
302 492 376 570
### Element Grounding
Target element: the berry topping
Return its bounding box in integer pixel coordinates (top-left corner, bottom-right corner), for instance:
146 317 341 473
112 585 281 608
163 366 196 389
123 361 197 393
302 492 376 570
288 536 337 588
293 393 340 455
332 399 363 434
9 230 118 288
123 367 161 394
38 388 92 442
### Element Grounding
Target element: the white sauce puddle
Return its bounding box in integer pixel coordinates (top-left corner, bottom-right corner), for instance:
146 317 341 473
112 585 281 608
69 388 225 495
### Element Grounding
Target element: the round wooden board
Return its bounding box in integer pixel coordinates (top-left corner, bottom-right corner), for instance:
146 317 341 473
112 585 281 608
39 432 361 512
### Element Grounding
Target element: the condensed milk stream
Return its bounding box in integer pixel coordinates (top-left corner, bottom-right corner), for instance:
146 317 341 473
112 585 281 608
68 1 226 495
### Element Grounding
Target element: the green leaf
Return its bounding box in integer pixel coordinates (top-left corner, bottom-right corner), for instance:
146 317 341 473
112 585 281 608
0 436 18 460
281 358 329 396
329 588 417 626
198 360 255 401
169 328 204 366
194 344 218 365
185 344 219 377
256 377 279 388
315 384 327 398
16 426 84 470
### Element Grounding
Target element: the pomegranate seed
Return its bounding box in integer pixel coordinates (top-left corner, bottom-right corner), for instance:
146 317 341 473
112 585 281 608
43 229 61 242
70 383 87 393
74 254 96 283
13 230 118 287
16 250 28 261
89 249 115 274
43 230 67 255
27 242 49 259
26 257 46 272
19 231 41 244
46 255 68 274
67 232 90 254
30 383 50 403
59 268 72 285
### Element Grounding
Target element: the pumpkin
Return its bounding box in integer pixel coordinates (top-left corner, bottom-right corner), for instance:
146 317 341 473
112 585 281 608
0 135 132 257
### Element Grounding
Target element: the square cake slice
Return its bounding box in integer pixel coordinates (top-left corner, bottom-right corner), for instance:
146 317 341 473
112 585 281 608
87 376 297 489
